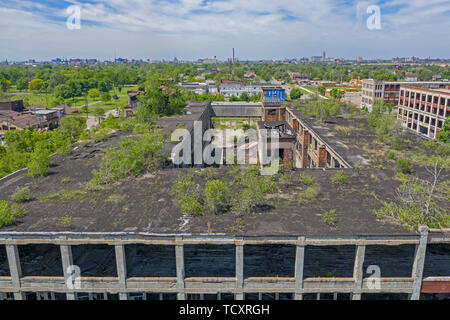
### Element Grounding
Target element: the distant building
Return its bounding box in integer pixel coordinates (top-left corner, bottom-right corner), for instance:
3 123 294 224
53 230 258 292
219 80 279 98
178 82 210 95
0 100 25 113
198 58 217 64
397 86 450 139
244 71 256 81
288 72 310 83
361 79 450 110
349 77 363 87
0 111 42 132
405 74 419 82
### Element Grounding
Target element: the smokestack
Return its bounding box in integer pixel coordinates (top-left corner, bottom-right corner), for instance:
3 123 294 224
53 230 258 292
232 48 235 64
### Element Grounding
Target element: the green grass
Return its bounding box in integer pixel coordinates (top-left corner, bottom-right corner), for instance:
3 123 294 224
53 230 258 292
211 117 257 130
12 87 133 108
37 188 90 203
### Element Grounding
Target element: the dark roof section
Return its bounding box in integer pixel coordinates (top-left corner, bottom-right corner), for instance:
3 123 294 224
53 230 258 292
287 107 371 167
0 133 415 237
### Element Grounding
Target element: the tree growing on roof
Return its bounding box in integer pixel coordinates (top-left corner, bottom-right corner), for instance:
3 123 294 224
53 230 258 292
437 117 450 144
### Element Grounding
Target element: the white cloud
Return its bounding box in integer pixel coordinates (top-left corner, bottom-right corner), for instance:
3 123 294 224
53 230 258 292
0 0 448 61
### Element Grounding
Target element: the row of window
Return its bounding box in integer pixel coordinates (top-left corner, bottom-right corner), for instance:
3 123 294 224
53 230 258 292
398 108 444 128
400 100 448 117
401 91 450 107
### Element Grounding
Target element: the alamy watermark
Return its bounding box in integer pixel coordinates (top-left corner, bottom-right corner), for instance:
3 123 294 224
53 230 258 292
366 5 381 30
366 265 381 290
66 265 81 290
357 3 382 30
170 121 280 175
66 5 81 30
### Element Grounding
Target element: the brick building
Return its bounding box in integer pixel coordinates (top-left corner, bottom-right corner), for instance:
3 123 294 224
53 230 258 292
397 86 450 139
361 80 450 110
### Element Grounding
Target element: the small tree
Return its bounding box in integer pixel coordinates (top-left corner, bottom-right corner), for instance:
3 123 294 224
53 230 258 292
330 88 344 100
88 88 100 100
330 171 349 185
58 116 86 142
102 91 111 103
437 117 450 144
93 107 105 123
374 161 449 230
318 86 326 96
27 147 50 178
205 179 232 214
396 158 413 175
0 201 26 228
289 87 303 100
0 201 13 228
16 78 29 91
28 78 44 91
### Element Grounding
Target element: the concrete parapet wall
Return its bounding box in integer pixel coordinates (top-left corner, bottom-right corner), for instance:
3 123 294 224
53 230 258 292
0 228 448 300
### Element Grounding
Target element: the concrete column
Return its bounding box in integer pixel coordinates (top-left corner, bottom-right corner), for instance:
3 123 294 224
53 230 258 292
410 226 429 300
294 237 305 300
115 245 128 300
60 244 76 300
175 239 185 300
235 243 244 300
352 244 366 300
6 244 24 300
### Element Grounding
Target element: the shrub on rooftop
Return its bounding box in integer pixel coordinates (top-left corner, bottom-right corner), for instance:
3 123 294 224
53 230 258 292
205 179 232 214
330 171 349 185
10 186 30 203
0 201 26 228
27 146 50 178
396 158 413 175
92 128 164 184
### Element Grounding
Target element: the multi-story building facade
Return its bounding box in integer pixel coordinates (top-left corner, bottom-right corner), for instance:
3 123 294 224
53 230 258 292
397 86 450 139
178 82 210 95
219 80 278 98
361 80 450 110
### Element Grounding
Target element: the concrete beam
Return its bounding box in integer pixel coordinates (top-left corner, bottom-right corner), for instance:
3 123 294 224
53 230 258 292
175 239 185 300
6 244 24 300
115 245 128 300
235 243 244 300
410 226 429 300
60 244 76 300
352 244 366 300
294 237 305 300
0 234 425 246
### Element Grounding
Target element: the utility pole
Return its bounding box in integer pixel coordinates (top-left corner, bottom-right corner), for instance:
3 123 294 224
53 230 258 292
231 48 235 79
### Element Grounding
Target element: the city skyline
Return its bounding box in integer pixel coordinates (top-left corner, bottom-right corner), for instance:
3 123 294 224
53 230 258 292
0 0 449 61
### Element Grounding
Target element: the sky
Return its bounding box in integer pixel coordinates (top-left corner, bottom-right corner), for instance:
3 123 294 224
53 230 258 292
0 0 449 61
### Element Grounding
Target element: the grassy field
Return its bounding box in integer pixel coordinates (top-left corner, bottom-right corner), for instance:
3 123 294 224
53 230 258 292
8 86 135 108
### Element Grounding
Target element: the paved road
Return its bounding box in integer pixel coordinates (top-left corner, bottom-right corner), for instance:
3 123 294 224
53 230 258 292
6 92 32 96
299 86 329 100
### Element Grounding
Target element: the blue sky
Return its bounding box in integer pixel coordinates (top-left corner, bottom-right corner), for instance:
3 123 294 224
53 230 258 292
0 0 449 61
